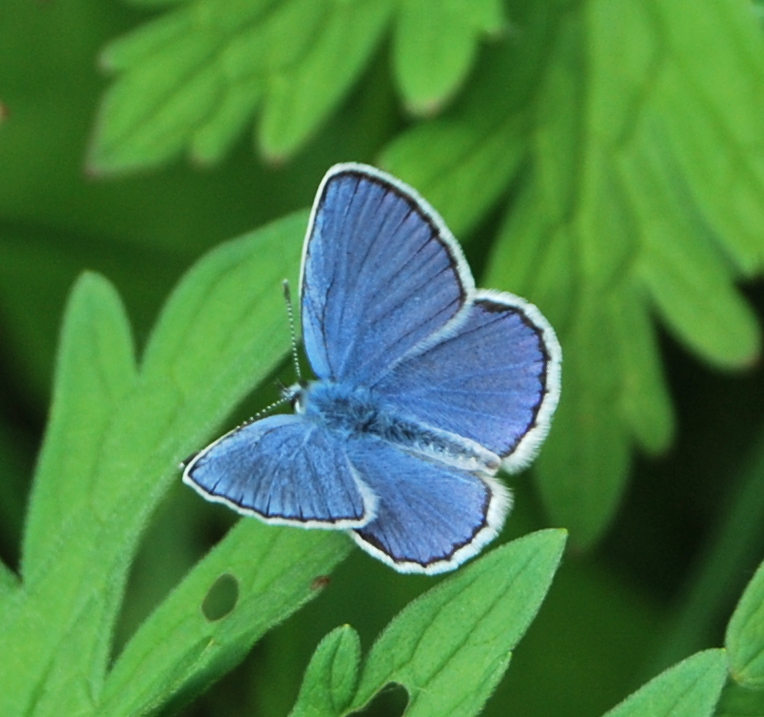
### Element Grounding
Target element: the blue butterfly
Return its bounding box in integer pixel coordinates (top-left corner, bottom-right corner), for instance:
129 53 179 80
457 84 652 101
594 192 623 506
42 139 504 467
183 163 561 574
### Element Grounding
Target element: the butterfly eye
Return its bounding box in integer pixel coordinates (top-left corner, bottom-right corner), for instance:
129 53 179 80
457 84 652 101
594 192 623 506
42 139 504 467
282 380 309 412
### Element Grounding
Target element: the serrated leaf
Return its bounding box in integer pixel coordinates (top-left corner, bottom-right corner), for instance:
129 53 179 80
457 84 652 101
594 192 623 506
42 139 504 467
22 272 137 583
90 0 392 173
727 560 764 688
485 181 575 334
350 529 566 717
381 36 533 237
0 273 138 716
533 297 631 548
99 524 351 717
475 0 764 544
259 0 393 160
622 129 760 369
393 0 505 115
602 649 727 717
289 626 361 717
380 116 524 238
607 283 674 455
191 77 262 164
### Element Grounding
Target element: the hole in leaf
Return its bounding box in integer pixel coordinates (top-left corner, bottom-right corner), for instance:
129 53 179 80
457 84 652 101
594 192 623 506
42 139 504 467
202 573 239 621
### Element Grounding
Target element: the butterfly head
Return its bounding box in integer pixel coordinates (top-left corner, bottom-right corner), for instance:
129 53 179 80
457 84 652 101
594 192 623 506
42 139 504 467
281 380 310 413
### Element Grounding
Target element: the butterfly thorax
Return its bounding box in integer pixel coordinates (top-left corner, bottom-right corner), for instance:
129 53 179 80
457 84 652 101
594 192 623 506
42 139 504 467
294 380 500 474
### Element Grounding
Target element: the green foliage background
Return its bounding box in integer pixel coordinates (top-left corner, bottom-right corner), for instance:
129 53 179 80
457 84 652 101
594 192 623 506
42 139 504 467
2 0 764 715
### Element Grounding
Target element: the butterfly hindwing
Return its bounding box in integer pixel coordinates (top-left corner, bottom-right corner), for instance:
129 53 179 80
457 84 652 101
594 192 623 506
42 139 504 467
346 437 511 574
183 414 376 529
300 164 474 385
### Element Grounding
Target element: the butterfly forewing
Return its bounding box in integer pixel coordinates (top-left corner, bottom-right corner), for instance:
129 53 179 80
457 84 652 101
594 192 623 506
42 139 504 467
183 415 375 529
300 165 473 386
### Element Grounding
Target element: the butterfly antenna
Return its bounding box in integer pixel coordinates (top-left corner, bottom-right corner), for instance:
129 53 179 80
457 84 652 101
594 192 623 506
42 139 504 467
282 279 302 382
249 393 289 422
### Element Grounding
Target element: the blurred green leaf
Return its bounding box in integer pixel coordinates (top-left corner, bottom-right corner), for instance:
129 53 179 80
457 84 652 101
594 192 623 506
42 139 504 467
727 559 764 689
289 625 361 717
393 0 505 115
381 40 526 238
350 529 566 716
466 0 764 546
625 133 760 369
381 3 558 239
602 649 727 717
531 296 632 548
607 283 674 455
0 221 195 405
258 1 392 161
380 114 524 238
90 0 393 173
89 0 516 172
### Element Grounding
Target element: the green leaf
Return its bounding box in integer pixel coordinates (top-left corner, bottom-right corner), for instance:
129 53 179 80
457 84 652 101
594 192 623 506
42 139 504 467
623 130 760 369
727 560 764 688
124 0 190 7
607 283 674 455
140 210 306 396
90 0 392 173
715 681 764 717
349 529 566 716
289 625 361 717
99 523 351 717
0 212 307 716
380 115 524 238
190 78 262 165
91 0 516 172
381 21 548 238
647 1 764 275
393 0 505 115
258 0 393 160
477 0 764 544
21 273 137 582
602 649 727 717
0 561 18 601
532 295 631 548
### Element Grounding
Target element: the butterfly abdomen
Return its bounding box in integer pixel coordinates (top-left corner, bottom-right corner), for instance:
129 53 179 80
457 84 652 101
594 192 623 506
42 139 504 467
302 381 500 474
